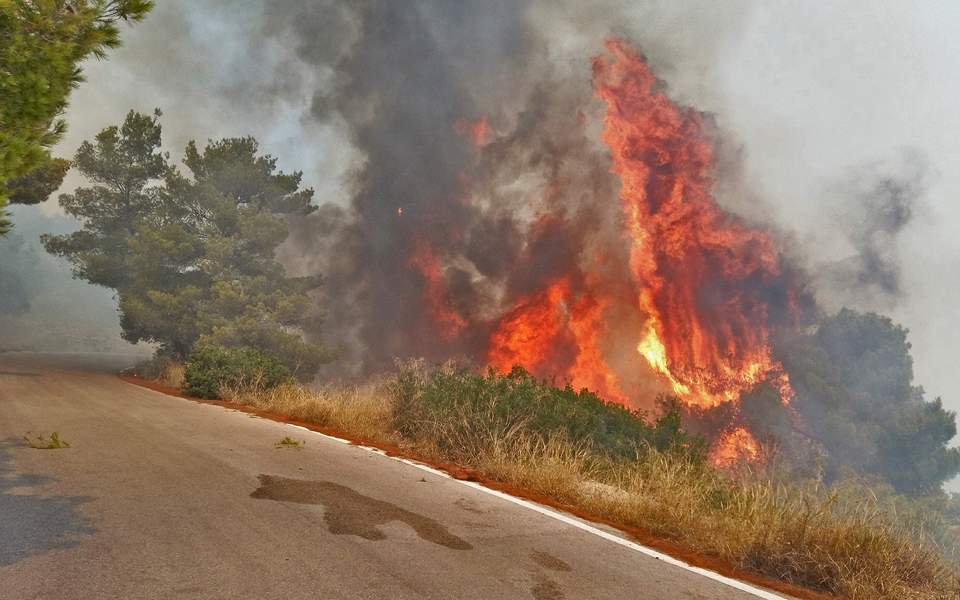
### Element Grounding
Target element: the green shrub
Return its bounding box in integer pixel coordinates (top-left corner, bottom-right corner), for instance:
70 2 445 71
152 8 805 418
389 361 704 461
184 344 291 399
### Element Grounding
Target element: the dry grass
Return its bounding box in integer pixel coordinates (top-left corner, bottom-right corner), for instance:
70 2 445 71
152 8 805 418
158 362 186 389
23 431 70 449
576 458 959 600
223 381 394 442
165 363 958 599
134 356 186 389
439 432 959 600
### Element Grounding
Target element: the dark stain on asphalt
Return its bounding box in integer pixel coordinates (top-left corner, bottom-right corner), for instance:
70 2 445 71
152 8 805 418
0 440 94 566
530 550 572 572
454 497 485 515
172 585 204 595
531 573 566 600
251 474 472 550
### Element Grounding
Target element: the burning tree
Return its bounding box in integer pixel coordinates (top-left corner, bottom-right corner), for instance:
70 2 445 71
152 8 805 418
266 4 958 494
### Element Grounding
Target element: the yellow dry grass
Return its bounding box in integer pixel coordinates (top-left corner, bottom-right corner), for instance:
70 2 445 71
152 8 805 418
158 361 186 389
222 381 393 442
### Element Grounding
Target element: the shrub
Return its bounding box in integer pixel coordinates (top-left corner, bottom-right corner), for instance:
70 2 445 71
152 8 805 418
390 361 705 461
184 344 290 399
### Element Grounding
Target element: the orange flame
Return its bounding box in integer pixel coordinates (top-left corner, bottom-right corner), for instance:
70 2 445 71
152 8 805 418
487 277 628 404
411 39 808 461
710 427 762 467
593 39 794 409
408 239 466 340
566 289 630 406
487 279 571 375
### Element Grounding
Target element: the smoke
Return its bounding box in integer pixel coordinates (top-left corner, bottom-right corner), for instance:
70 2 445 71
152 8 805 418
266 1 580 371
2 1 951 430
0 206 129 353
255 1 765 379
0 231 33 316
815 149 929 309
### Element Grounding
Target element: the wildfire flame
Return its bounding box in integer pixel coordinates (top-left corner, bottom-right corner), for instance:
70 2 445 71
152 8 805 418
406 39 807 460
710 427 762 466
487 277 629 405
408 238 467 340
592 39 795 409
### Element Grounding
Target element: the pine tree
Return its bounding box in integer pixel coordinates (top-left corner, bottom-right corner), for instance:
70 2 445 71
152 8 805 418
0 0 153 235
43 110 330 377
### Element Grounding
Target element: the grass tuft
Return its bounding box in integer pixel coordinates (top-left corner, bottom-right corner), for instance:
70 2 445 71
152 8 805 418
134 355 186 388
274 436 304 449
23 431 71 449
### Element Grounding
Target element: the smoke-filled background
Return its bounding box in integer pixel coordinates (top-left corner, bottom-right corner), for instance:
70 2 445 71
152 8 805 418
5 1 960 475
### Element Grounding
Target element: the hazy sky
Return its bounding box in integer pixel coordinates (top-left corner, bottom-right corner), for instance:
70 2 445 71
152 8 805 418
49 1 959 414
716 2 960 410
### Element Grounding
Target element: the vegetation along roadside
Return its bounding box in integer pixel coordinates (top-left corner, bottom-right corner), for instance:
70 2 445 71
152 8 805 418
133 354 960 600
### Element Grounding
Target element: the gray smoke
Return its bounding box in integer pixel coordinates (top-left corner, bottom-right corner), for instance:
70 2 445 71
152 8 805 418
6 1 953 438
816 150 929 308
0 230 34 316
265 1 604 372
254 1 769 376
0 205 130 353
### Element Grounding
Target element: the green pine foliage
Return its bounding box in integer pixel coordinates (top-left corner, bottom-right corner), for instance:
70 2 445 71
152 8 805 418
786 309 960 494
0 0 153 235
43 110 330 377
6 157 71 205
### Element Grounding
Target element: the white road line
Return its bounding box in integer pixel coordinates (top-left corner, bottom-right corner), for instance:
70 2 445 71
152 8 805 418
285 424 788 600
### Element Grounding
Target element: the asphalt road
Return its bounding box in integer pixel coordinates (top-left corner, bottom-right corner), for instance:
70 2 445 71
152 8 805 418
0 353 788 600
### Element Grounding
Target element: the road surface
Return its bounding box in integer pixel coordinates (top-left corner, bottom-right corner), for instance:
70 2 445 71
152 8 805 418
0 353 788 600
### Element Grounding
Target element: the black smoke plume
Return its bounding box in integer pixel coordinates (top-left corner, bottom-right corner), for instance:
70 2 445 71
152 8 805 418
268 0 623 373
